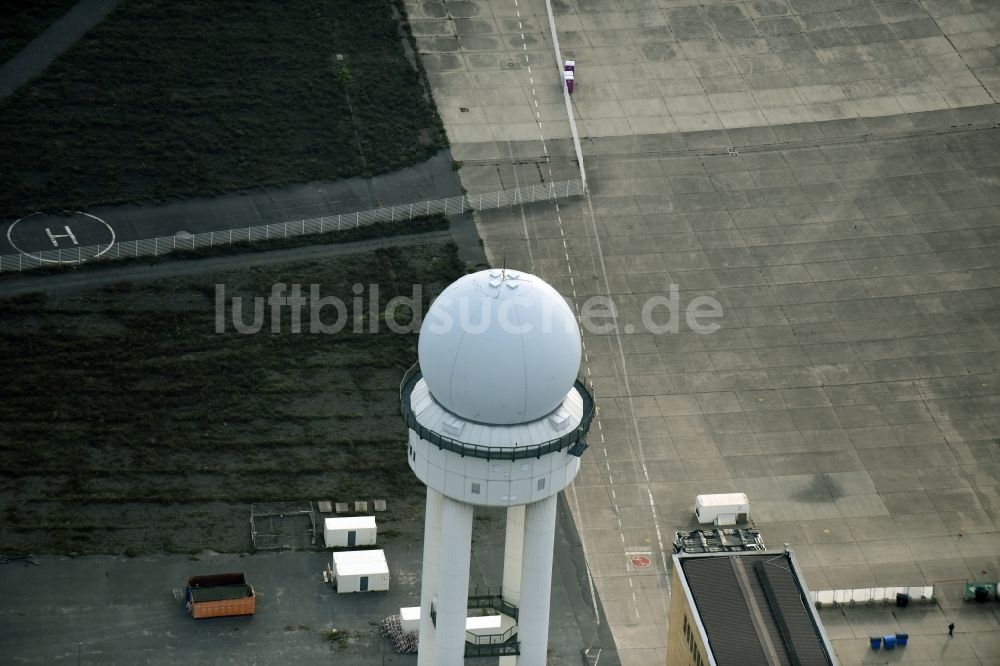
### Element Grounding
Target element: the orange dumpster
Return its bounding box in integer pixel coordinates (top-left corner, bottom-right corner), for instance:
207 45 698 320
185 573 255 619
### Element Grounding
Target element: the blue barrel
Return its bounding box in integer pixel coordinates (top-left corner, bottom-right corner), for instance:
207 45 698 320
870 636 882 649
896 633 909 646
883 635 897 650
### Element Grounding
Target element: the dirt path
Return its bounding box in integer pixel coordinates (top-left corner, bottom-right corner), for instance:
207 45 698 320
0 0 120 98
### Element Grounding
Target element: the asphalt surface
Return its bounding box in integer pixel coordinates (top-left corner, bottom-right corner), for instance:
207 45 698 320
4 0 1000 663
0 500 618 665
0 230 454 298
406 0 1000 663
0 0 120 99
0 149 465 258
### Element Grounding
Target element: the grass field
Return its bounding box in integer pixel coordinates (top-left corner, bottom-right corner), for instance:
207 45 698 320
0 1 77 64
0 0 445 218
0 240 466 555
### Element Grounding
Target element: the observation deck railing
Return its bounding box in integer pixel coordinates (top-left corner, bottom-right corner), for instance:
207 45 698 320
467 585 520 620
399 364 593 461
428 586 522 657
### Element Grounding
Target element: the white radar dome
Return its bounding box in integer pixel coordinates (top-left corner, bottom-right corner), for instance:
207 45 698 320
418 269 582 425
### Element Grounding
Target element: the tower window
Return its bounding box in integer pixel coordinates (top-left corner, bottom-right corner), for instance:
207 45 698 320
537 477 546 491
471 482 481 495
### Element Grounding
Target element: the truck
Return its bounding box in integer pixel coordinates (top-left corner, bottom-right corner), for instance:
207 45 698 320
694 493 750 526
185 573 256 619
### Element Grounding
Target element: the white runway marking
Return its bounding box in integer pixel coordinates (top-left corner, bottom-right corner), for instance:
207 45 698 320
503 0 675 627
506 141 535 273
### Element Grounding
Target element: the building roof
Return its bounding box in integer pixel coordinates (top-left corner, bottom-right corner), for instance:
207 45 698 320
417 268 581 425
676 550 836 666
324 515 376 530
333 549 388 576
696 492 749 506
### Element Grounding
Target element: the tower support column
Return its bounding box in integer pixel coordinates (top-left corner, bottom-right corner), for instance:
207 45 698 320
435 495 474 665
417 487 442 666
502 504 525 605
516 494 558 666
500 505 526 666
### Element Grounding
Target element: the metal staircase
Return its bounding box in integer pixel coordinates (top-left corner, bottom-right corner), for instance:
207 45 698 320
429 586 522 657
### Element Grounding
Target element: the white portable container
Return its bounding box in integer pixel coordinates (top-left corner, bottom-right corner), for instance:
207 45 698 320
465 614 503 636
332 549 389 593
695 493 750 526
324 515 377 548
395 607 502 635
400 606 421 632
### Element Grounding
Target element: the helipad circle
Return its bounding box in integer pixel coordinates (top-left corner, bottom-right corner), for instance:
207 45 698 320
6 211 116 264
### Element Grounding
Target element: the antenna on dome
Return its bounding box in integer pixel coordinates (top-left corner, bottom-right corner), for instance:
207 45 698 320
501 247 507 281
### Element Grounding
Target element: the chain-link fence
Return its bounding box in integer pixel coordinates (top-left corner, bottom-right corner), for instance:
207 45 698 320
0 179 584 273
249 502 316 551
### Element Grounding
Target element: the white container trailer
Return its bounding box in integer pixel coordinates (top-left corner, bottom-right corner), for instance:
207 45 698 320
695 493 750 526
332 549 389 593
396 607 502 635
399 606 421 633
324 515 377 548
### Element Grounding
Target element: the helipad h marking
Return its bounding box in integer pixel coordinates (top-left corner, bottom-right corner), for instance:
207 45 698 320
6 211 116 264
